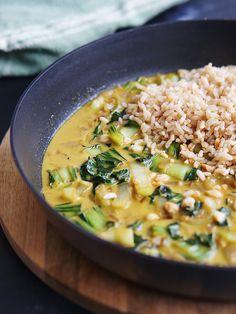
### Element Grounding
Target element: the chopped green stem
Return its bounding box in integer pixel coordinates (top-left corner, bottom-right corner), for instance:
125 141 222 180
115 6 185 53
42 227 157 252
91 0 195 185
55 203 81 213
48 166 79 187
92 122 103 140
108 124 124 146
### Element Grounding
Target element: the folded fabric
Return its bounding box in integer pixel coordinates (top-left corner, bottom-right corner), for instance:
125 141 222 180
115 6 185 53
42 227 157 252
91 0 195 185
0 0 187 76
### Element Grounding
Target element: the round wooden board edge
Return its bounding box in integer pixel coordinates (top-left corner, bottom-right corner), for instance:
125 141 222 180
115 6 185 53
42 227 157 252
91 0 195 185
1 220 120 314
0 132 119 314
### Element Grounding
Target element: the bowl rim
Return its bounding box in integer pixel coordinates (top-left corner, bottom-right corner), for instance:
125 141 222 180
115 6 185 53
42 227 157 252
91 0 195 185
10 19 236 274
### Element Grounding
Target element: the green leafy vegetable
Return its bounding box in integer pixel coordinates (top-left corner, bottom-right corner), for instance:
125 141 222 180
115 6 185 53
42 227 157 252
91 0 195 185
55 203 81 213
138 155 154 168
55 203 107 232
124 81 137 91
184 167 198 181
137 76 153 85
156 73 179 84
150 185 183 204
150 155 164 172
85 207 107 230
181 201 203 217
156 185 174 199
74 217 95 233
48 166 79 187
48 170 59 186
84 144 102 157
167 142 180 159
130 152 163 172
186 233 213 248
92 122 103 140
108 124 123 146
120 119 140 139
167 223 181 240
124 119 140 129
128 220 142 229
80 148 127 189
80 158 97 181
108 109 126 124
134 234 146 247
112 169 130 183
64 206 108 233
129 153 141 159
152 225 167 237
173 240 210 261
165 163 193 180
129 151 149 161
106 221 115 229
215 208 228 226
219 207 231 216
96 148 125 170
173 233 213 261
170 193 184 204
68 166 79 181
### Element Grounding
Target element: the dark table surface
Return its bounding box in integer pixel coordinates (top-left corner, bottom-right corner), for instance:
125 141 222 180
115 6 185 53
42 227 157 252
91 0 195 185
1 0 236 313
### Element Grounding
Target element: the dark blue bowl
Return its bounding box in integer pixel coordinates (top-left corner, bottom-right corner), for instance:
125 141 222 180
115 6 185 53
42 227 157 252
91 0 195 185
11 20 236 300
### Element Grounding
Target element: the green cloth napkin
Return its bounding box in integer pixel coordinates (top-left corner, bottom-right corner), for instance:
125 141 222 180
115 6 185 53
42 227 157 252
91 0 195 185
0 0 187 76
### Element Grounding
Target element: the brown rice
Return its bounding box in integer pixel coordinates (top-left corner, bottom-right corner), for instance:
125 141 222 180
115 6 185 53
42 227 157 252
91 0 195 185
126 63 236 177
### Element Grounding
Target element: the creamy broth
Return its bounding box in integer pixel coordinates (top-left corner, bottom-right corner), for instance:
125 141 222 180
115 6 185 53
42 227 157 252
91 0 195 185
42 73 236 266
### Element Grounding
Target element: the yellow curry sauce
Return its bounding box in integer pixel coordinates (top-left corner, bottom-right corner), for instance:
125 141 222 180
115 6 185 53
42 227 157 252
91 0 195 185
42 73 236 266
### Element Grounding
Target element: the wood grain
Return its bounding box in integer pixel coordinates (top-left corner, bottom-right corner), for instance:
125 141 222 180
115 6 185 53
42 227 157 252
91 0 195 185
0 131 236 314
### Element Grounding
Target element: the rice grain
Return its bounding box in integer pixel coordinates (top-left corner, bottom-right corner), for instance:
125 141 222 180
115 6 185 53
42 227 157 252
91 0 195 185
126 64 236 177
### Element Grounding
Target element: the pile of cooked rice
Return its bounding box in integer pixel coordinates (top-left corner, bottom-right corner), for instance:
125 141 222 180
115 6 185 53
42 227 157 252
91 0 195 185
126 63 236 177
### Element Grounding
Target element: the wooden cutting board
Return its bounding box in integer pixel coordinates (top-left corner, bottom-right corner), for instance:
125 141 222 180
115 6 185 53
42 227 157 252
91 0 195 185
0 131 236 314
